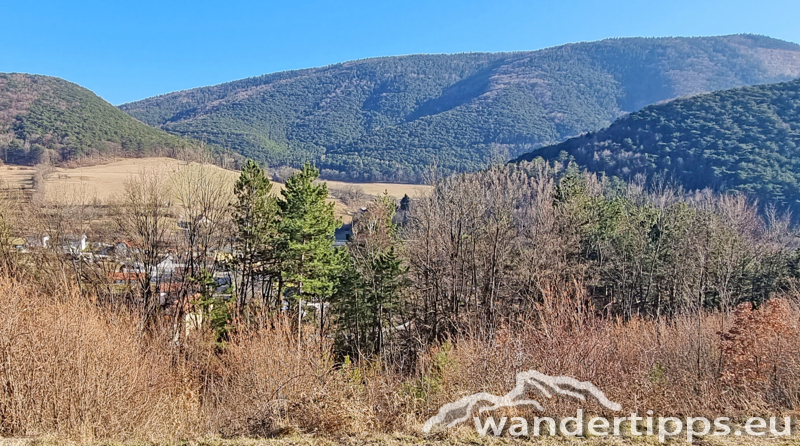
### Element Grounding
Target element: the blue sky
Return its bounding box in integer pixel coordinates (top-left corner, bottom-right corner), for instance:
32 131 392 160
2 0 799 105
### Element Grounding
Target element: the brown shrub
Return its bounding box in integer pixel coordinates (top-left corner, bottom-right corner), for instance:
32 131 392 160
0 278 200 442
409 300 800 423
3 271 800 441
0 276 411 441
719 298 800 407
202 320 408 436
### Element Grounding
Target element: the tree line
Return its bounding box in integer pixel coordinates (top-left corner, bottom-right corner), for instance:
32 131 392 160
2 158 798 367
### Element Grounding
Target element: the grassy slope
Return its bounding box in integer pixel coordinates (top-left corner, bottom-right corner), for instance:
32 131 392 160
120 34 800 181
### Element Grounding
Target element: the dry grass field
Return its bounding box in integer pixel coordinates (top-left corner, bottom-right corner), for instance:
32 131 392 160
323 180 428 199
0 157 431 222
0 158 431 201
0 158 238 201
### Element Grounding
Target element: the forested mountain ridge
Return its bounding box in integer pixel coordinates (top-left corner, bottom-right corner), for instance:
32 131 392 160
120 34 800 181
0 73 215 165
514 78 800 214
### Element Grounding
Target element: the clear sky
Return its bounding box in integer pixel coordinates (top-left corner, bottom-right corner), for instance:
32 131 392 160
2 0 799 105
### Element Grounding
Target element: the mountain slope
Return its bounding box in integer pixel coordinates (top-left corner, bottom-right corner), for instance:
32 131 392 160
0 73 207 165
121 34 800 182
514 78 800 213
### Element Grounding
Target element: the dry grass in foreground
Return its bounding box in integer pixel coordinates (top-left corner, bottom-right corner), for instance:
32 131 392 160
1 275 800 444
4 431 800 446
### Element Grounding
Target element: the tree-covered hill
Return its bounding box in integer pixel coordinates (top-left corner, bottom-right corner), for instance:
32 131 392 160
514 78 800 214
121 34 800 182
0 73 216 165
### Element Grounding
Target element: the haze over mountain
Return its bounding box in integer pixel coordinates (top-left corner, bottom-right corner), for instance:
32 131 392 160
120 34 800 182
0 73 217 166
515 78 800 214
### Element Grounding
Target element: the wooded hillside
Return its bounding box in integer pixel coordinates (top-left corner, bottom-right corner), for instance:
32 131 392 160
121 34 800 181
516 78 800 215
0 73 228 165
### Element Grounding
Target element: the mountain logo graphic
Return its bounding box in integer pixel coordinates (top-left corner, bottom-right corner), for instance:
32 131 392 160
422 369 622 433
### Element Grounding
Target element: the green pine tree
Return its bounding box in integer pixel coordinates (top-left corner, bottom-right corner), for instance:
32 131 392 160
278 162 343 341
231 160 281 318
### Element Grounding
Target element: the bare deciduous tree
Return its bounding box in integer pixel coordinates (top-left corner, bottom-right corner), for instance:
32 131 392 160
170 162 234 343
114 169 173 328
